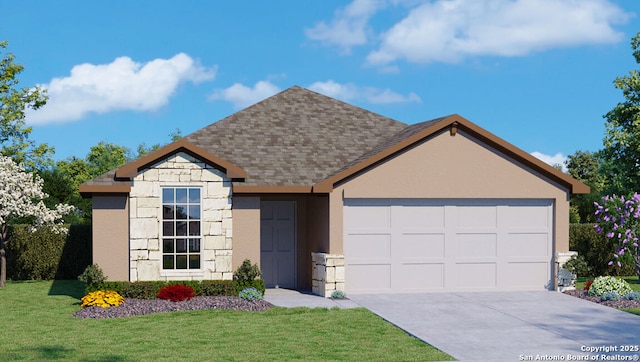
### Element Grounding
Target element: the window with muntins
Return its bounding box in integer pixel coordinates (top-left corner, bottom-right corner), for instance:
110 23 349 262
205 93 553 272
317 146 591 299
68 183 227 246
162 187 201 270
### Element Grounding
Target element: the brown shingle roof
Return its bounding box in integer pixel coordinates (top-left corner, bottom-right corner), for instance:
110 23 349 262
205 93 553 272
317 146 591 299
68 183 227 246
80 86 590 195
183 86 406 187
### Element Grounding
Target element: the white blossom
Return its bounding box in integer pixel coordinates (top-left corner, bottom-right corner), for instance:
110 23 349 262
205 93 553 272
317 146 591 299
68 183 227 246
0 155 74 234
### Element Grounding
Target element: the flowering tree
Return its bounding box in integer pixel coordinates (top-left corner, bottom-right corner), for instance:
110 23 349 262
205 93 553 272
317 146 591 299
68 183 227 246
594 193 640 280
0 155 74 287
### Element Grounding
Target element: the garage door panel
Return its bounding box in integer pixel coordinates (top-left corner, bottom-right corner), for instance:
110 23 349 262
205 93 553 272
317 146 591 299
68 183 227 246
344 199 553 293
507 233 549 257
456 263 497 289
400 233 445 258
504 204 550 229
346 264 391 292
456 233 497 258
397 264 444 290
505 262 550 289
344 205 390 228
456 206 497 229
345 234 391 259
396 205 445 228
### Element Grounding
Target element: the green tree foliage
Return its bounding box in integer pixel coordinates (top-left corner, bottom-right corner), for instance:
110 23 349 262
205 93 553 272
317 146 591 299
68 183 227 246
55 131 183 223
0 41 53 170
565 150 606 223
602 32 640 196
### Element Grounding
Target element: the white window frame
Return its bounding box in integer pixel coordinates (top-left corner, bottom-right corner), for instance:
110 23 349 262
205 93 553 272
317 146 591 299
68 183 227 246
161 186 202 271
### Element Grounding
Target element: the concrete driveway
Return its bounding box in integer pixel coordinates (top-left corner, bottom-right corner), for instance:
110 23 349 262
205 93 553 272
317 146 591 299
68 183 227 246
349 291 640 361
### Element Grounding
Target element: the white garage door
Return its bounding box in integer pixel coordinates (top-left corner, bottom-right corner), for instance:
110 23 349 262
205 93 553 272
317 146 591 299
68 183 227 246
344 199 553 293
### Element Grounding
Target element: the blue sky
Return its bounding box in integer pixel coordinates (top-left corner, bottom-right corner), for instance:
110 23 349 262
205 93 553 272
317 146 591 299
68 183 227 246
2 0 640 168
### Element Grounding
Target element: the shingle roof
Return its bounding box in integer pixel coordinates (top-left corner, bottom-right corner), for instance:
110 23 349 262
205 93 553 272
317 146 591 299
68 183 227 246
81 86 408 191
183 86 407 187
80 86 590 195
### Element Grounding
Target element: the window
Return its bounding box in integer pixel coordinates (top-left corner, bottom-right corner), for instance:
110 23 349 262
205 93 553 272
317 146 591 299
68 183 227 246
162 187 201 270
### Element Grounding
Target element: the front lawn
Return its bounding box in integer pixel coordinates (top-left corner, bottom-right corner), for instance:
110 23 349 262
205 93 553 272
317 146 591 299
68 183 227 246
575 276 640 316
0 280 453 361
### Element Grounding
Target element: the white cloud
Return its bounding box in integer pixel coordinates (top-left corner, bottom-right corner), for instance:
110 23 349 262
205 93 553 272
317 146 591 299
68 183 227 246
367 0 631 65
531 151 567 171
305 0 387 53
309 80 421 104
27 53 216 124
208 81 282 109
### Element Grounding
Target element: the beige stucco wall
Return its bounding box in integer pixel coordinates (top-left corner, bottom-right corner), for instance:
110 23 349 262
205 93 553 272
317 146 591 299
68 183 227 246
329 129 571 254
233 195 329 289
232 196 260 270
92 195 129 281
129 152 233 281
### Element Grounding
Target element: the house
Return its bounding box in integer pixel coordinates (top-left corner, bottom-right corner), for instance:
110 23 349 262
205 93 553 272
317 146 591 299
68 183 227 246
79 86 589 296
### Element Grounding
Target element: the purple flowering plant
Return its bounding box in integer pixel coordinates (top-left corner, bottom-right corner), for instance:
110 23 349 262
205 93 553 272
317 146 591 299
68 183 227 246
594 193 640 279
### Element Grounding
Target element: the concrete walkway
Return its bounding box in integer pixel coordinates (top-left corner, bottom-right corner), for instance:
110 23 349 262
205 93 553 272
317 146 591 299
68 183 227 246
349 291 640 361
263 288 360 309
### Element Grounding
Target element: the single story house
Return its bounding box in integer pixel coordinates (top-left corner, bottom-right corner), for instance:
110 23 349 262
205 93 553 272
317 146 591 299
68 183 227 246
79 86 589 296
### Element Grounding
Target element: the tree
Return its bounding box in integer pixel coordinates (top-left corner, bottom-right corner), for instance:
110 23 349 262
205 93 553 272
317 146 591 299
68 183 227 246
594 194 640 281
565 150 606 223
602 32 640 196
0 155 74 287
0 41 53 170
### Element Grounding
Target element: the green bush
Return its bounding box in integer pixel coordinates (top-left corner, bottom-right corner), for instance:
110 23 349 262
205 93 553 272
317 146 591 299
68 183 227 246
238 287 263 301
233 259 264 294
91 279 265 298
201 280 235 296
562 255 591 277
120 282 165 299
78 264 106 291
587 276 633 297
569 223 636 276
5 224 91 281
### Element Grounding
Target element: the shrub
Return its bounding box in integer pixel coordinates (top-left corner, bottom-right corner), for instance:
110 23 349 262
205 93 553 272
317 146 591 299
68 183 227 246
238 287 263 301
121 282 163 299
81 290 125 308
331 290 346 299
201 280 235 296
234 259 262 281
6 224 91 281
625 291 640 301
157 284 196 302
601 292 620 301
562 255 591 277
569 223 636 276
78 264 106 291
587 276 633 297
584 280 594 291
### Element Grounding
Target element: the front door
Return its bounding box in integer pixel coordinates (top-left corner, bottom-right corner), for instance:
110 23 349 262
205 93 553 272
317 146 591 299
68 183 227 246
260 201 296 288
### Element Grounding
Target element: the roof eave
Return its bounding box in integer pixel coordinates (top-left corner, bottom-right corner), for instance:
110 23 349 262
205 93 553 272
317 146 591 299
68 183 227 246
233 185 314 194
79 184 132 197
115 138 247 180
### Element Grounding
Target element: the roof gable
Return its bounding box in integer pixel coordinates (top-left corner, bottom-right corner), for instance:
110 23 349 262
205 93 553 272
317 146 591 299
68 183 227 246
313 114 589 194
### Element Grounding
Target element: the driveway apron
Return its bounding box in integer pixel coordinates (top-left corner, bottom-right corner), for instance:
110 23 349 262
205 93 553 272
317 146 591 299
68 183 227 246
349 291 640 361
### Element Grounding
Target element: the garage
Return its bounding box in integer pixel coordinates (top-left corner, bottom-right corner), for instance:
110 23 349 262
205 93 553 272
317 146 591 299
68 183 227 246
344 198 553 293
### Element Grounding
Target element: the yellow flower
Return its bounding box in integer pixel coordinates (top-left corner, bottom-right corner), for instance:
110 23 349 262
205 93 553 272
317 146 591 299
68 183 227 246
81 290 125 308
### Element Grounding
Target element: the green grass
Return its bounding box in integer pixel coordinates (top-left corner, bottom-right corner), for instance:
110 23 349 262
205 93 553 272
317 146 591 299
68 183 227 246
575 276 640 316
0 280 454 361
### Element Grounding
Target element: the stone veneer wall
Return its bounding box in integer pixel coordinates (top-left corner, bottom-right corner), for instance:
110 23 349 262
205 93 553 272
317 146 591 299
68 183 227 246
311 252 345 297
129 152 233 281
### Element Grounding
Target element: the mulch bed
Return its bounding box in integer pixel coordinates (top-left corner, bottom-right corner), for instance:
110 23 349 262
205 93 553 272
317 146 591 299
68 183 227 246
563 289 640 309
73 296 273 319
